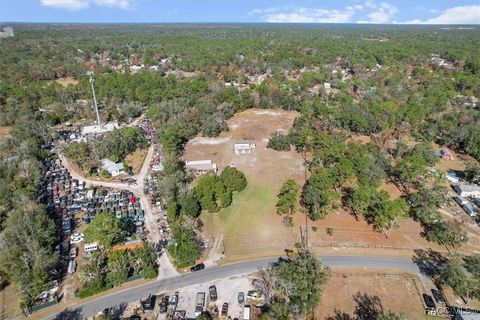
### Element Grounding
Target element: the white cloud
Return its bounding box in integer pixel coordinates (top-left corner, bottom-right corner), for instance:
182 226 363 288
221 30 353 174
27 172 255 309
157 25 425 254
40 0 135 11
249 1 399 24
404 5 480 24
167 8 179 15
249 5 359 23
94 0 132 10
357 2 398 23
40 0 89 11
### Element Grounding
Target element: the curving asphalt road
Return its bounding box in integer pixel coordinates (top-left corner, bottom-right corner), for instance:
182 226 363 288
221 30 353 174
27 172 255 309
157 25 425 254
43 255 425 320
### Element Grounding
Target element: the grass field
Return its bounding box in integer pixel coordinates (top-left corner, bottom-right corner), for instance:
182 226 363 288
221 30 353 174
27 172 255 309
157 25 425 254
125 148 148 174
200 180 297 257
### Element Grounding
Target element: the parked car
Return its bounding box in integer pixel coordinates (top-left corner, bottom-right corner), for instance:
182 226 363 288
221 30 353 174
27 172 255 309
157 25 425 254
247 290 259 299
251 278 262 287
169 291 179 310
423 294 436 315
221 303 228 316
159 296 169 313
191 263 205 272
209 285 217 302
70 233 84 244
431 289 446 304
238 292 245 305
69 247 77 258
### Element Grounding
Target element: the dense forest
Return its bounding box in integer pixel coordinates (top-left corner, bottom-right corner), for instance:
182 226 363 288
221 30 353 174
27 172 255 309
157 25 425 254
0 23 479 309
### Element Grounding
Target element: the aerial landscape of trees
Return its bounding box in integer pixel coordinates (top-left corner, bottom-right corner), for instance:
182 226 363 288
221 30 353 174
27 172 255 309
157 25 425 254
0 22 479 312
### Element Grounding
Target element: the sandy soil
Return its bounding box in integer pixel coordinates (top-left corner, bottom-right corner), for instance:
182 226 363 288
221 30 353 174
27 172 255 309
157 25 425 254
317 271 427 320
55 77 78 87
0 126 11 139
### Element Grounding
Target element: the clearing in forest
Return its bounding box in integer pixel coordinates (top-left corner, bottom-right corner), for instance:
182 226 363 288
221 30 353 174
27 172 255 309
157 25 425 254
186 109 474 261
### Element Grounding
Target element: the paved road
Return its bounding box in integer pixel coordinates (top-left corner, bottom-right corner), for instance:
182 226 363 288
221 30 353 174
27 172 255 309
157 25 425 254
44 255 424 319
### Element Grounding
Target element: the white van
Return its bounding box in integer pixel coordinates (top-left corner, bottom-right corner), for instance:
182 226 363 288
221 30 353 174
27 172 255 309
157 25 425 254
243 305 251 320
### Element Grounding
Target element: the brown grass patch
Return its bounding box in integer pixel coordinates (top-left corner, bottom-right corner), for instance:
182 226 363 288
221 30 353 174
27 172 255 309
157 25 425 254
125 148 148 174
0 126 12 139
55 77 78 88
317 271 426 320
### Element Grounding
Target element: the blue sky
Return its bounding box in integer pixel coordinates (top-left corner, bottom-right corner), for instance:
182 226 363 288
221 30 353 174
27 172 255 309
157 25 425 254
1 0 479 24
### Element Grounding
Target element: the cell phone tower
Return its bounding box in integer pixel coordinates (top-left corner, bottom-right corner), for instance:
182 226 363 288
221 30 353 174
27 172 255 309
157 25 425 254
87 70 102 127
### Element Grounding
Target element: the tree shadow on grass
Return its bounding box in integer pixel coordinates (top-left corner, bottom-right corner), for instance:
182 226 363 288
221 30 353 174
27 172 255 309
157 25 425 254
326 292 405 320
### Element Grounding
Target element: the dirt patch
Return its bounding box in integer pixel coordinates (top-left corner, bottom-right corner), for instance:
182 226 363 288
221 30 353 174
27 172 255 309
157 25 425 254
303 208 443 251
55 77 78 88
379 181 403 199
125 148 148 174
317 272 426 320
432 143 473 172
184 108 304 190
347 134 372 145
0 126 11 139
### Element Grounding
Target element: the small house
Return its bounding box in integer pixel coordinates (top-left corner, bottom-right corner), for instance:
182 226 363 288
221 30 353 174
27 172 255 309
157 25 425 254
101 159 125 177
234 140 256 155
185 160 218 175
437 148 454 160
454 184 480 198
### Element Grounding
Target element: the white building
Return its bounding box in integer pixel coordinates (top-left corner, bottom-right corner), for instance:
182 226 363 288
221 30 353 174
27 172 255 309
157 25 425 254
234 140 256 155
84 243 99 253
81 122 119 136
454 184 480 198
101 159 125 177
185 160 218 175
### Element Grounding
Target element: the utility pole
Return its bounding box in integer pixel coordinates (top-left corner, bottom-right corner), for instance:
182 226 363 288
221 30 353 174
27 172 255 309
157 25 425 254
87 71 102 127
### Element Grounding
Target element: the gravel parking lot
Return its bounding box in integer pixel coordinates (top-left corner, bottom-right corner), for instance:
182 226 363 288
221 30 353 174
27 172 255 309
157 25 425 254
158 274 255 319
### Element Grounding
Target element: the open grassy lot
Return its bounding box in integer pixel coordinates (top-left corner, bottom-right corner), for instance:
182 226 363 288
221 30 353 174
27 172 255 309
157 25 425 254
125 148 148 174
317 271 427 320
191 109 476 261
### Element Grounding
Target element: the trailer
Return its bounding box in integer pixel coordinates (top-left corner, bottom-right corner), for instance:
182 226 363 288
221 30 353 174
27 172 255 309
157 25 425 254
194 292 205 317
243 305 251 320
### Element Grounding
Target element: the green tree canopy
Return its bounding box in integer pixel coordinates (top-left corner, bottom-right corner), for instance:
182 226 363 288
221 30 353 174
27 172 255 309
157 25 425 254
276 179 300 215
84 212 127 247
